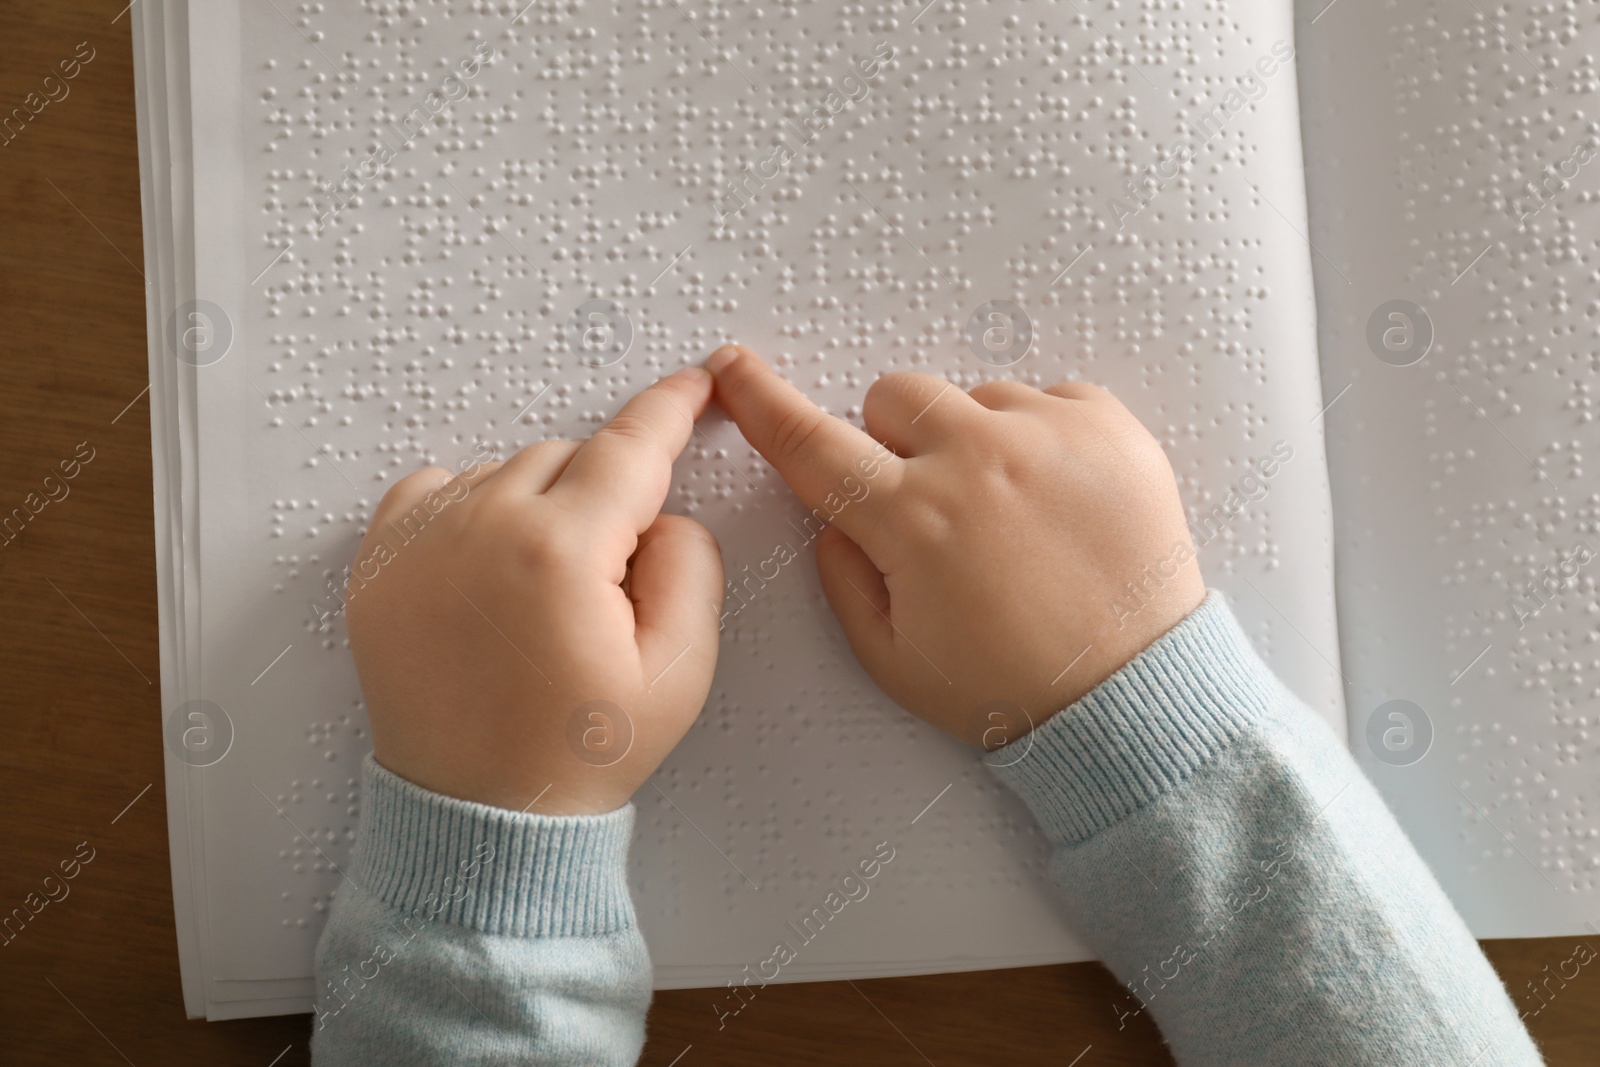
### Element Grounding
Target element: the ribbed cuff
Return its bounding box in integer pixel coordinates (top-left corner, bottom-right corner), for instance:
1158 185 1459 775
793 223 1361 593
352 754 638 938
990 590 1281 845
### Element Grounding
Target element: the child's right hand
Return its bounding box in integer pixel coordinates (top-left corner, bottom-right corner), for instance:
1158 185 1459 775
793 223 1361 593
706 345 1205 748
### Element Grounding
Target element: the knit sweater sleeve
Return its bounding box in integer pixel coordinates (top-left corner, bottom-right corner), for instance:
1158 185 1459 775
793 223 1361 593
311 591 1544 1065
310 755 651 1066
990 590 1544 1066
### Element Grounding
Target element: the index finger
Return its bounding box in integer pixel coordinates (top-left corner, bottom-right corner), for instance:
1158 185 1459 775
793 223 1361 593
706 345 902 545
547 365 714 532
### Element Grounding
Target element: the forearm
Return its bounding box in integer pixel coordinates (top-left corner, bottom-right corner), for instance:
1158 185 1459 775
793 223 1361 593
311 756 651 1066
993 592 1543 1066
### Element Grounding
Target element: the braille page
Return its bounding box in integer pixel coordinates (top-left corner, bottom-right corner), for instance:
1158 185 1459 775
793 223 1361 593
1298 2 1600 936
149 0 1343 1017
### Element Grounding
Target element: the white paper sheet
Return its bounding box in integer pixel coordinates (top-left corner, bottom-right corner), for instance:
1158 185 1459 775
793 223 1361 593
141 0 1342 1018
1297 0 1600 934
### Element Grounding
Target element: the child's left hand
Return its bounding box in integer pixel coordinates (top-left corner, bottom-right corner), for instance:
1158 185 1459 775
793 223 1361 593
345 367 724 815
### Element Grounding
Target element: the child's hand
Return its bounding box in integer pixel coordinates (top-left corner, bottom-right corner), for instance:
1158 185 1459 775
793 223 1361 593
707 345 1204 748
346 367 724 814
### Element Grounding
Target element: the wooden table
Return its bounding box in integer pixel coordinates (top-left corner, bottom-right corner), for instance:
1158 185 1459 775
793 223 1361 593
2 3 1596 1064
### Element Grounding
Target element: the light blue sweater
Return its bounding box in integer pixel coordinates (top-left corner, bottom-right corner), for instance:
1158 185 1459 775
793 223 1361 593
311 592 1544 1064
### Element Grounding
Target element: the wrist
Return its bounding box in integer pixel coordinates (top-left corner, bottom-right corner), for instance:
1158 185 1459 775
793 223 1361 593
989 590 1280 844
352 754 638 937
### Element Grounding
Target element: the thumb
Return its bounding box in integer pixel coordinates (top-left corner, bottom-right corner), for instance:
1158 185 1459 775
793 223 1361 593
814 523 896 679
629 513 724 701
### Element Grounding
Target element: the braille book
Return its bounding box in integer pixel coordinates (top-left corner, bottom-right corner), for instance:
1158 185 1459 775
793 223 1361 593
131 0 1600 1020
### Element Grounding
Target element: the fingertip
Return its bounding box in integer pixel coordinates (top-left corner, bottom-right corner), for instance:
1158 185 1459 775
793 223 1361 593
657 362 714 418
705 344 747 375
705 344 772 421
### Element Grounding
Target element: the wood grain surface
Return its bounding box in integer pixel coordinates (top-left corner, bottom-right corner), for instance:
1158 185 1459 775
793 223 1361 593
1 3 1596 1064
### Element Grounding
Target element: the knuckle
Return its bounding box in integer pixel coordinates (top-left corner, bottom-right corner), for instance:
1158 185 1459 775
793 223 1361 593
966 380 1001 403
897 493 955 548
669 514 721 553
969 378 1031 404
528 438 574 459
378 465 448 510
645 511 722 559
490 441 566 487
597 412 658 446
862 374 910 422
867 372 914 402
768 404 828 463
1047 379 1113 404
515 521 588 571
461 492 567 569
954 427 1038 496
459 459 502 484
